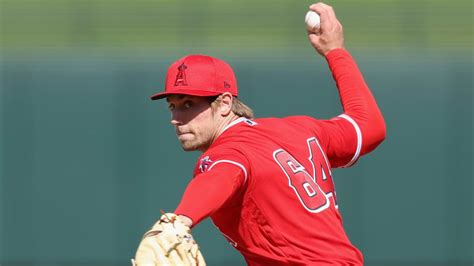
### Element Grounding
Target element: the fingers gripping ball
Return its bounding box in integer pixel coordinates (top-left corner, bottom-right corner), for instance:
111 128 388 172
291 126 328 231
305 10 321 34
132 213 206 266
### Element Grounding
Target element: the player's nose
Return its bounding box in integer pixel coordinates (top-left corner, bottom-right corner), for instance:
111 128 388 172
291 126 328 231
170 111 182 126
170 119 181 126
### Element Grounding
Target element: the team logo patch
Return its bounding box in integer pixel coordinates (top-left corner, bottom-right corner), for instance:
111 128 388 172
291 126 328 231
224 81 231 88
199 156 213 173
174 63 188 86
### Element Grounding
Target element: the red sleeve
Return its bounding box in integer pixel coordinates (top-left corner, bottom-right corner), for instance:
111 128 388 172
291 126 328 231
174 161 246 227
322 48 386 167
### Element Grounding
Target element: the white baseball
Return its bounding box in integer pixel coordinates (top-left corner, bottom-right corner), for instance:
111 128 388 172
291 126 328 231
305 10 321 33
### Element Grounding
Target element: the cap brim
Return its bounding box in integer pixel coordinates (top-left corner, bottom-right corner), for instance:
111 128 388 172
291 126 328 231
151 88 234 100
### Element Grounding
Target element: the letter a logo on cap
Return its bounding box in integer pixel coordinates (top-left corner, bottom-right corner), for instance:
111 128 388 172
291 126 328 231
174 63 188 86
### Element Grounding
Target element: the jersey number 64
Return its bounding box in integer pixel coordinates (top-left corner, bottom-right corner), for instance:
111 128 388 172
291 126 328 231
273 137 337 213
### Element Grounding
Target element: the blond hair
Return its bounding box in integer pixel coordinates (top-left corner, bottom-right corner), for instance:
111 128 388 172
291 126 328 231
211 95 254 119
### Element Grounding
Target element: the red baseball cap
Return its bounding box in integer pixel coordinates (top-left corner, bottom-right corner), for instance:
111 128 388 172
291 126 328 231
151 54 238 100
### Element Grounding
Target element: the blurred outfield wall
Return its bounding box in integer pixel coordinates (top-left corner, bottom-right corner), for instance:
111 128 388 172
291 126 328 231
1 1 472 265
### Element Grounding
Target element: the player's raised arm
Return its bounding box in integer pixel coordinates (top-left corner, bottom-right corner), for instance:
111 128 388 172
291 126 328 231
308 3 386 164
307 3 344 56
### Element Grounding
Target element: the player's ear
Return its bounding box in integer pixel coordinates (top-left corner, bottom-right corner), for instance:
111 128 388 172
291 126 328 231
218 92 233 117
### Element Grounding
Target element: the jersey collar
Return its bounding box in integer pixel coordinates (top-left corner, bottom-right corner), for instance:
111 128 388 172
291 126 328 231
222 117 247 133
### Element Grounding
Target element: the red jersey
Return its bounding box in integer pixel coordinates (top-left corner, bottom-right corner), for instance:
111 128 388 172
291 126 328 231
175 49 386 265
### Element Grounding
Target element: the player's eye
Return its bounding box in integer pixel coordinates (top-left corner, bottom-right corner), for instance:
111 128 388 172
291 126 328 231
168 104 175 111
183 101 193 109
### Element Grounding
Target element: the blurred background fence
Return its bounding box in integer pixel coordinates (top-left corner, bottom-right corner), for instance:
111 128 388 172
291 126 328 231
1 0 472 265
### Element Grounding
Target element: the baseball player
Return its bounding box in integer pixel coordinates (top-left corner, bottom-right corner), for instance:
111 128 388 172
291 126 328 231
133 2 386 265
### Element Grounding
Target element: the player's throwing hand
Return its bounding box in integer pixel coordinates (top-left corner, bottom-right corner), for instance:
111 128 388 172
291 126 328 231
307 2 345 56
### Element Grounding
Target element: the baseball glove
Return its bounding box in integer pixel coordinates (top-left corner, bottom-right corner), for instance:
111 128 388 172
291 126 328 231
132 212 206 266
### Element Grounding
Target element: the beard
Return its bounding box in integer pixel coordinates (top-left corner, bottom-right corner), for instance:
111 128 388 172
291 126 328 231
180 140 201 151
178 133 212 152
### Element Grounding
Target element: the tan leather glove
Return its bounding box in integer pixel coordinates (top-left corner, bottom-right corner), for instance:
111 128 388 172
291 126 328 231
132 213 206 266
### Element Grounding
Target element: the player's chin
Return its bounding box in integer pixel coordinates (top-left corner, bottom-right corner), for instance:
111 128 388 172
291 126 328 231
181 145 197 152
180 140 200 152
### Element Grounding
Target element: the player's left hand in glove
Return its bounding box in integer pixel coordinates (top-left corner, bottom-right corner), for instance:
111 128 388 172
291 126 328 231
131 212 206 266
